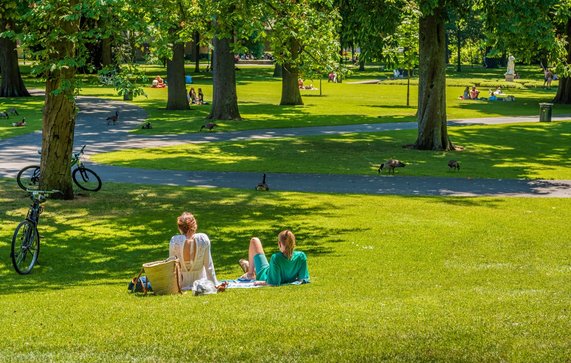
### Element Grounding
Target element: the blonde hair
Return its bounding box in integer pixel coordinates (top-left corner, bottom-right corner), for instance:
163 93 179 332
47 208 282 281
278 230 296 259
177 212 197 236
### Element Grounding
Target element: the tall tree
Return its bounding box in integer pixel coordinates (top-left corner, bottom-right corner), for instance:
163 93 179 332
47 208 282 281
20 0 131 199
146 0 203 110
265 0 341 106
0 1 30 97
554 18 571 104
414 0 454 150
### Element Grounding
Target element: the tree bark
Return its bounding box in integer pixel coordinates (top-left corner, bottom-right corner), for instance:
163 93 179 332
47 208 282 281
414 5 454 151
456 27 462 72
280 39 303 106
554 18 571 104
166 41 190 110
101 37 113 67
273 63 282 77
0 19 30 97
39 7 81 200
280 64 303 105
208 36 241 120
193 31 200 73
359 60 365 71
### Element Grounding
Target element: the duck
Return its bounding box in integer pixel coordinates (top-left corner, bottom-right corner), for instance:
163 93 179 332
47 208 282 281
255 173 269 191
448 160 460 171
106 110 119 125
200 122 218 131
378 159 406 175
141 122 152 129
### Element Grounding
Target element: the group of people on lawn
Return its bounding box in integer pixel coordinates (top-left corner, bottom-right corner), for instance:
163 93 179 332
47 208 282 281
169 212 310 290
151 76 207 105
461 85 512 101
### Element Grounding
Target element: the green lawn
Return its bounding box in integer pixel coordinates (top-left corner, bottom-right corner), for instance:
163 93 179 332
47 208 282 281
0 180 570 361
92 120 571 180
3 63 569 140
0 96 44 139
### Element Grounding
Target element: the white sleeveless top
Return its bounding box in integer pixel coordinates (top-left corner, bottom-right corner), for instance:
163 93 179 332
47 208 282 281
169 233 218 289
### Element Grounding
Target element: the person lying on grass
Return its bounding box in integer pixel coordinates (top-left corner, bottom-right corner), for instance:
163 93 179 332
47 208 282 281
239 230 309 286
169 212 219 290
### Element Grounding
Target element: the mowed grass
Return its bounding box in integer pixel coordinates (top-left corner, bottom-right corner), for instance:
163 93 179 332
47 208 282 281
0 179 569 361
0 96 44 139
5 63 569 139
92 120 571 180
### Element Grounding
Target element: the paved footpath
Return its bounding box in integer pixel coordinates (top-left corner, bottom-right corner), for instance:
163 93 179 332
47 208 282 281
1 96 570 197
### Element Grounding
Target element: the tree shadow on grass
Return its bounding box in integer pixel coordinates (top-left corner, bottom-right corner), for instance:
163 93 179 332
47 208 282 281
0 181 365 295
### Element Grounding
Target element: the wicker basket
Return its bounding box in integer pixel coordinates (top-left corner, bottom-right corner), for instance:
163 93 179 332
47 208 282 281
143 257 182 295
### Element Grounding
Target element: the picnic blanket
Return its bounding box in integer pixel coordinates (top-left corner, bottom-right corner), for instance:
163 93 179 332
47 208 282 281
223 278 308 289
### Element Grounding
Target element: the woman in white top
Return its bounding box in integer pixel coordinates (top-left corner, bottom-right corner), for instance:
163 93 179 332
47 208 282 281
169 212 218 289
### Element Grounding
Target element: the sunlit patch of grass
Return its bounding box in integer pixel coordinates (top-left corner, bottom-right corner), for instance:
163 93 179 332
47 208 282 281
93 120 571 180
0 179 570 361
15 64 571 137
0 96 44 139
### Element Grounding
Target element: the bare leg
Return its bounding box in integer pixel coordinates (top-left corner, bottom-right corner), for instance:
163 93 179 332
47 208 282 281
244 237 264 279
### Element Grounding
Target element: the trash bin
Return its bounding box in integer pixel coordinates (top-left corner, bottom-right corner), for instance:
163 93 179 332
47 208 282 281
185 75 193 84
539 103 553 122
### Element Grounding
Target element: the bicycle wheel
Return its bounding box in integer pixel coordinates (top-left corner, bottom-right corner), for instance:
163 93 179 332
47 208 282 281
16 165 41 191
11 220 40 274
72 167 102 191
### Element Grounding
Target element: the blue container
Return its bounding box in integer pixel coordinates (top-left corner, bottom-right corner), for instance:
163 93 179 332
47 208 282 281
185 75 193 84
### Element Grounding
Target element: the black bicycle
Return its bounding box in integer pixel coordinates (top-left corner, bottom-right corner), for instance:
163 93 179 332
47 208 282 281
17 145 102 192
11 190 60 274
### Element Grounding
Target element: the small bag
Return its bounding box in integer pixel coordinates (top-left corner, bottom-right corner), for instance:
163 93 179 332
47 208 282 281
128 273 152 294
142 257 182 295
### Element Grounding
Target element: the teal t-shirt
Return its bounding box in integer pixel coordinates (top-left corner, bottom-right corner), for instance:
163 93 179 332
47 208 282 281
259 251 309 286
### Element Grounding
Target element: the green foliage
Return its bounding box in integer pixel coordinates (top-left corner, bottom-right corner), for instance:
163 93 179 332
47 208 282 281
0 180 570 361
265 0 341 75
99 66 147 99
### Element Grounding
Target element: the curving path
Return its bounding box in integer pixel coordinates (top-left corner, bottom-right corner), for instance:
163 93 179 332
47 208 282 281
1 96 570 197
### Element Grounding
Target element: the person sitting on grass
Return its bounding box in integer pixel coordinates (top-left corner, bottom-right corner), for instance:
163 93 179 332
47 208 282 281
152 76 166 88
462 86 470 100
169 212 218 290
469 86 480 100
198 88 208 105
188 87 197 104
239 230 309 286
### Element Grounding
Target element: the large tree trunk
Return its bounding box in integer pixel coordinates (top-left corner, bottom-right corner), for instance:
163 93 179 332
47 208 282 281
208 36 241 120
414 5 454 151
0 20 30 97
39 9 81 200
554 18 571 104
166 41 190 110
280 64 303 105
280 38 303 106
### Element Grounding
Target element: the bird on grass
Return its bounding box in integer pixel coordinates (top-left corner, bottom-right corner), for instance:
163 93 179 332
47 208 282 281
255 173 269 191
0 111 8 119
141 122 152 129
378 159 406 175
448 160 460 171
7 108 19 116
12 118 26 127
200 122 218 131
106 110 119 125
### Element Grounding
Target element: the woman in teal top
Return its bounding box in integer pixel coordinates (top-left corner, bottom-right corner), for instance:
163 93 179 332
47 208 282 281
239 230 309 286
